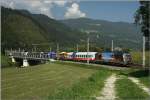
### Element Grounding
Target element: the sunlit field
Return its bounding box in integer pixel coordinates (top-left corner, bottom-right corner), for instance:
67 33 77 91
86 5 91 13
2 62 98 100
2 61 150 100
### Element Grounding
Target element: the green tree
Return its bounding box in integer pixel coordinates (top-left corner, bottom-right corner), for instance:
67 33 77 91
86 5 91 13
134 1 150 67
134 1 150 50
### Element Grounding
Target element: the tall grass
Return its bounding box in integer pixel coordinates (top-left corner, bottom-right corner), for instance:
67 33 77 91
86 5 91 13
115 77 149 100
131 51 149 67
48 69 112 100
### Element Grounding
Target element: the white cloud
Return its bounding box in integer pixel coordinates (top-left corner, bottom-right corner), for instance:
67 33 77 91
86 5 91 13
43 0 67 6
53 1 67 6
0 0 72 18
64 3 86 19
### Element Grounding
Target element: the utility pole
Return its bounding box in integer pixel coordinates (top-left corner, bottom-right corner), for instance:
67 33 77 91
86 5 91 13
34 46 36 52
49 47 52 52
77 44 79 52
142 36 145 67
111 40 114 52
87 37 89 65
57 43 59 60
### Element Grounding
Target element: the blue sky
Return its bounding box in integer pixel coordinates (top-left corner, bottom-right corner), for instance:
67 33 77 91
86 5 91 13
1 0 140 23
80 1 139 22
52 1 140 22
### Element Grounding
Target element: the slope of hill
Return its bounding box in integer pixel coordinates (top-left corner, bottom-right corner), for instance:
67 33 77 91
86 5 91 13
1 7 85 51
1 7 48 50
61 18 142 50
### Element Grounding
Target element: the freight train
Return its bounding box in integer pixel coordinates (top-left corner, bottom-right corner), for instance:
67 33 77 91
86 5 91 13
48 51 132 66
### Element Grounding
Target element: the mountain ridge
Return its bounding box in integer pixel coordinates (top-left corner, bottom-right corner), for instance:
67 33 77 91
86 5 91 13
1 7 85 51
61 18 142 50
2 7 142 51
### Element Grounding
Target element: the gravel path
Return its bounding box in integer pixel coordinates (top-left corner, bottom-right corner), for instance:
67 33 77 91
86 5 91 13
96 74 117 100
128 77 150 95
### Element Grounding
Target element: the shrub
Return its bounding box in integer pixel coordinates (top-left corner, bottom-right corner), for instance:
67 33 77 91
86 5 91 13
1 54 13 67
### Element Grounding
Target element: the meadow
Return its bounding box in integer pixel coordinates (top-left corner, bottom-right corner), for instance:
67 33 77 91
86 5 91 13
2 62 98 100
2 61 150 100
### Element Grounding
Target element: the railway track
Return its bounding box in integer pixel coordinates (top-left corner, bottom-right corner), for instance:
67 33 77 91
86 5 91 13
129 63 150 70
58 60 149 70
58 60 130 70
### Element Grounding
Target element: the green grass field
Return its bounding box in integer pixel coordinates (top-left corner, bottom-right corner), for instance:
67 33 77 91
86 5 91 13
2 62 98 100
115 77 149 100
49 68 112 100
2 61 150 100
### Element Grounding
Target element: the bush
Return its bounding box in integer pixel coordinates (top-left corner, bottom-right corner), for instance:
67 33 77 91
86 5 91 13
1 54 13 67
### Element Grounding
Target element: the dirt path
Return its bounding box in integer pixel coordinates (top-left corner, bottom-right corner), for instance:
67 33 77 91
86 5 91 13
96 74 117 100
128 77 150 95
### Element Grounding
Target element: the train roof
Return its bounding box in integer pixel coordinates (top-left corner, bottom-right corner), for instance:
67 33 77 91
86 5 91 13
75 52 97 55
67 52 74 55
